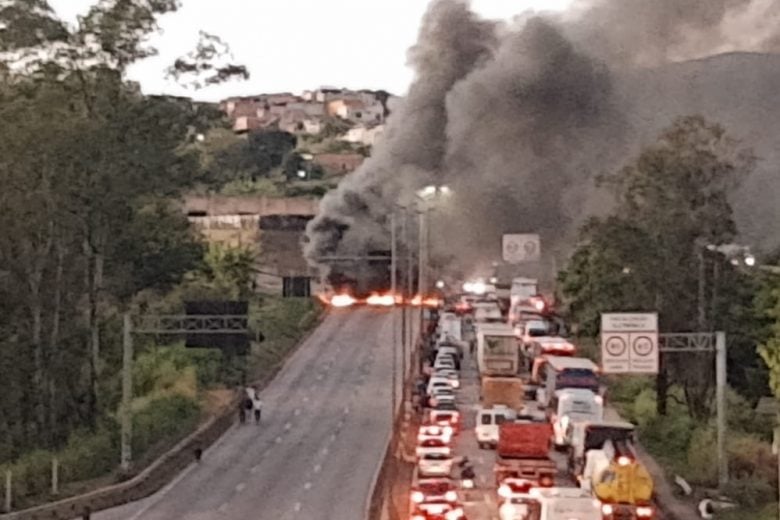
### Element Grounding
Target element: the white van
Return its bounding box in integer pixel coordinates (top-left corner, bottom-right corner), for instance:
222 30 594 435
475 405 517 449
550 389 603 448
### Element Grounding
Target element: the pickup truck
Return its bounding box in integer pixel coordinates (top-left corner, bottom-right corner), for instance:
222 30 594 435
494 422 555 486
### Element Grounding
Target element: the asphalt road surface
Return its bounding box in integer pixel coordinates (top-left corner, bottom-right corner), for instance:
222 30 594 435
97 307 403 520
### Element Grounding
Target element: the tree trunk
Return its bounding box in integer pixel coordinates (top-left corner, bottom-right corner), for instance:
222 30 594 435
48 241 65 446
656 353 668 416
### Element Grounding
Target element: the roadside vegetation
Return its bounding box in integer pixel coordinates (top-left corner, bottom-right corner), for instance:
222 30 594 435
0 1 323 510
558 116 780 515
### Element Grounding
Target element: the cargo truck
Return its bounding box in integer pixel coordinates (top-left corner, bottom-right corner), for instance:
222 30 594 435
573 424 655 519
476 322 520 377
481 376 524 410
494 422 556 486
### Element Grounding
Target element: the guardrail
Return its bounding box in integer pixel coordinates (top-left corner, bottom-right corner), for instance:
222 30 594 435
1 308 328 520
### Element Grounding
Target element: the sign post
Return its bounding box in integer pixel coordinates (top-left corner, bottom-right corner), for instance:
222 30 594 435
600 313 659 374
502 234 541 264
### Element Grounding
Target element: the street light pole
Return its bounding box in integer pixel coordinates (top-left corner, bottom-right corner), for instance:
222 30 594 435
391 212 397 419
120 313 134 473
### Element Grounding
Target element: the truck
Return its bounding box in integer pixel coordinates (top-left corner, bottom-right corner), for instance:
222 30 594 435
572 423 655 519
494 422 556 486
503 487 601 520
481 376 524 410
476 322 520 377
549 388 604 449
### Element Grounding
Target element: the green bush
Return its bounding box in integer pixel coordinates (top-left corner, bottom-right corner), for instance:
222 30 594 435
722 476 775 508
132 394 201 456
58 424 119 483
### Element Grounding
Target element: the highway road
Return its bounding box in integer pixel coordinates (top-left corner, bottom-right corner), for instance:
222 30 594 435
97 307 403 520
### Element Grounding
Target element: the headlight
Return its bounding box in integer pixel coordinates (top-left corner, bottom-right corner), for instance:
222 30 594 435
445 490 458 502
637 506 654 517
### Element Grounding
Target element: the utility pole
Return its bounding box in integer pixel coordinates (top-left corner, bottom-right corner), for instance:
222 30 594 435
390 212 397 419
697 247 707 330
716 331 728 488
400 211 408 386
407 212 415 377
120 313 134 473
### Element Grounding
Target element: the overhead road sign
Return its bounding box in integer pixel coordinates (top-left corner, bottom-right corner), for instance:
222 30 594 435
600 313 658 374
502 234 541 264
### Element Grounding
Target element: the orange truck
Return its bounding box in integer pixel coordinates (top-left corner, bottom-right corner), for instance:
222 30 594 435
494 422 556 486
481 376 524 410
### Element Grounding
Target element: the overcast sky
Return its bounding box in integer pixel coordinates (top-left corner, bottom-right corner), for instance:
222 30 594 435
48 0 572 101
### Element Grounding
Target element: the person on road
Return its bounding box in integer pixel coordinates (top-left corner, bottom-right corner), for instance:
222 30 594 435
252 392 263 424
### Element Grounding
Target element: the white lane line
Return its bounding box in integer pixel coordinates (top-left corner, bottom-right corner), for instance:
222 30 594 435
235 482 246 492
284 422 292 431
294 502 302 512
251 465 260 474
313 464 321 473
218 502 229 513
304 481 312 490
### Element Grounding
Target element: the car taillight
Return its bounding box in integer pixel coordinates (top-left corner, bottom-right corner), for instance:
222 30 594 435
602 504 614 516
637 506 654 517
445 508 464 519
411 491 425 503
444 490 457 502
498 484 511 498
617 456 632 466
539 475 554 487
412 515 426 520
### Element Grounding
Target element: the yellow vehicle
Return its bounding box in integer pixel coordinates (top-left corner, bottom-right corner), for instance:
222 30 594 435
581 438 655 519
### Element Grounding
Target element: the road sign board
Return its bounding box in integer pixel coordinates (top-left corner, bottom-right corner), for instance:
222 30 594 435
600 313 658 374
502 234 541 264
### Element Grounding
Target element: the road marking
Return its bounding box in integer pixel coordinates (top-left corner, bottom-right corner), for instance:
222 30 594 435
284 422 292 431
275 436 282 444
304 481 312 490
294 502 302 512
218 502 229 513
313 464 321 473
251 465 260 474
235 482 246 492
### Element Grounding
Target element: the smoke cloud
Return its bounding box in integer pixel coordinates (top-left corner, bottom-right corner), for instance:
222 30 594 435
304 0 780 280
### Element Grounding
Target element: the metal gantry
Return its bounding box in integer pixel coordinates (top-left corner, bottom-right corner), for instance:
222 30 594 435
659 331 728 488
120 313 250 472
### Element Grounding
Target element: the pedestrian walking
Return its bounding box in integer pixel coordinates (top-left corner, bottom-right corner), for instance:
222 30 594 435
252 392 263 424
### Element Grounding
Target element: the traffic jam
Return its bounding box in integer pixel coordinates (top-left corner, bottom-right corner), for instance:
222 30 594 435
406 278 655 520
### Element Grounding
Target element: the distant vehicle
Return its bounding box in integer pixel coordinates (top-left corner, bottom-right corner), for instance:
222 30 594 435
418 424 453 444
534 356 600 408
528 487 602 520
549 389 603 448
497 477 535 500
481 376 524 412
438 313 463 342
410 501 466 520
430 409 461 431
410 478 459 508
510 278 538 306
474 302 503 323
498 494 541 520
526 337 576 363
493 422 555 486
433 369 460 389
475 405 517 449
476 323 519 377
428 378 453 396
568 421 636 477
416 438 451 459
516 319 551 351
418 451 455 477
431 394 456 408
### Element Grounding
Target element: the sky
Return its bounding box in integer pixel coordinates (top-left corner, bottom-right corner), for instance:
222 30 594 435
48 0 573 101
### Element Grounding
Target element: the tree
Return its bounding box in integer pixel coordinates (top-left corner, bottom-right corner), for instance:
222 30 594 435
559 115 756 418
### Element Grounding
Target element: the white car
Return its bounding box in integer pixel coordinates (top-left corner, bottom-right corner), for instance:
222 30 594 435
498 496 540 520
417 425 453 444
431 394 456 408
434 371 460 389
416 438 451 458
417 451 454 477
434 356 456 370
427 378 452 396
